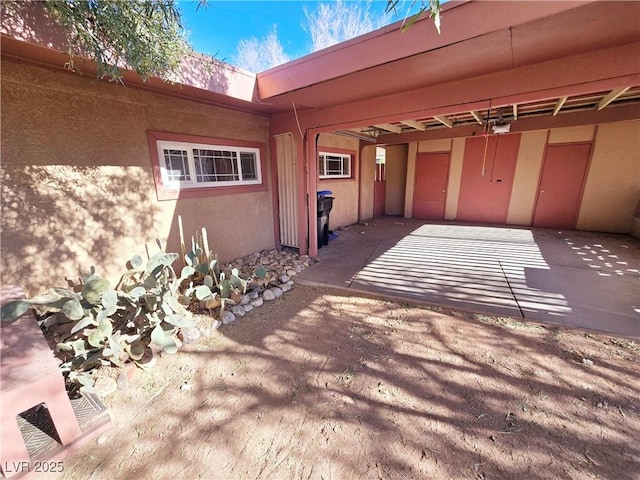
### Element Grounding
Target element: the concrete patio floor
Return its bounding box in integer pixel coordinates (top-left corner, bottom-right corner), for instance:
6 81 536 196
295 217 640 338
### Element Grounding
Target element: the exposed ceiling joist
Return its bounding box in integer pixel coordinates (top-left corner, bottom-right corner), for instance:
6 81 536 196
374 123 403 134
335 130 377 142
434 115 453 128
513 104 518 120
469 110 484 125
596 86 631 110
400 119 426 131
552 96 568 116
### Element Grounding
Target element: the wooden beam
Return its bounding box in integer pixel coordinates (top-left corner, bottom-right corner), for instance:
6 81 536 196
596 86 630 110
374 123 402 134
433 115 453 128
376 103 640 146
512 104 518 120
552 96 568 116
400 119 426 131
469 110 484 125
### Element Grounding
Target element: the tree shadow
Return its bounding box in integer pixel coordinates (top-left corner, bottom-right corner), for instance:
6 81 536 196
59 286 640 480
0 164 161 295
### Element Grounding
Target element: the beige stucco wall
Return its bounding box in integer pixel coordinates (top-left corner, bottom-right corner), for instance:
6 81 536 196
444 138 465 220
418 139 453 153
506 130 547 225
403 142 418 218
577 121 640 232
360 145 376 221
317 133 360 228
384 145 408 215
1 60 274 296
548 125 595 144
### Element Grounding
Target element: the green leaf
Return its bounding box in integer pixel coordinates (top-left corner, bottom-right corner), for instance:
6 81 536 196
129 254 143 269
195 263 210 274
101 290 118 309
401 10 424 33
62 299 84 321
1 300 31 324
82 276 110 305
180 265 195 280
146 252 179 274
165 295 188 315
97 318 113 336
87 329 107 348
203 275 214 288
129 286 147 299
164 314 195 328
255 265 267 280
70 315 97 334
195 285 212 301
143 275 158 289
151 324 178 354
126 341 146 361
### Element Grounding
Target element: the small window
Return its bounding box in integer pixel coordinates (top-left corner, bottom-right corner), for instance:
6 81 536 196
319 152 351 179
157 140 261 189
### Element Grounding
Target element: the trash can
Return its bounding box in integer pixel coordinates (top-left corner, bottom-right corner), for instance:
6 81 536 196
317 191 334 248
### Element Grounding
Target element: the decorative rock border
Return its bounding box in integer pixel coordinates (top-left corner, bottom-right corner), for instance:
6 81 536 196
190 248 313 332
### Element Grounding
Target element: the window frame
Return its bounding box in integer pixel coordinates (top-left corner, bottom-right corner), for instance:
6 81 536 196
318 149 354 180
147 131 267 201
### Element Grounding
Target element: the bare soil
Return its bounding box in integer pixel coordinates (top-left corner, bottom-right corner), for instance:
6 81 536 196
57 285 639 480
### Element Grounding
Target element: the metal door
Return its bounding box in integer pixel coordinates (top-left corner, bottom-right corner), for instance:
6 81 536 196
413 152 450 220
533 143 591 229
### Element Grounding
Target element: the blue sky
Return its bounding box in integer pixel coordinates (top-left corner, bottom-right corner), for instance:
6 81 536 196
178 1 400 63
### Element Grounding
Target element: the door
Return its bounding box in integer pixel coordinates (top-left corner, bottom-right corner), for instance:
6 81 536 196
533 143 591 229
373 162 386 217
413 152 450 220
457 134 521 224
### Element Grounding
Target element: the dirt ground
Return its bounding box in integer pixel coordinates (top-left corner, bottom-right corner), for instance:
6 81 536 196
56 284 639 480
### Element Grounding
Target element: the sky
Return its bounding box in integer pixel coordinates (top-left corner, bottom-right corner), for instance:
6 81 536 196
178 0 403 64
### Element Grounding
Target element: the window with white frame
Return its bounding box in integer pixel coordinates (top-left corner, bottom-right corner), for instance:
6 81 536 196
319 151 351 179
157 140 261 189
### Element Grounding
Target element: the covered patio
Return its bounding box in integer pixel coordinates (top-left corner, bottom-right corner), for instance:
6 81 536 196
296 217 640 338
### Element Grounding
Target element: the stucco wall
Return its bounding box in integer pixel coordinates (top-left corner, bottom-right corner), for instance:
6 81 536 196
445 138 465 220
384 145 408 215
403 120 639 234
506 130 547 225
1 60 274 296
577 121 640 232
404 142 418 218
317 133 360 228
360 145 376 221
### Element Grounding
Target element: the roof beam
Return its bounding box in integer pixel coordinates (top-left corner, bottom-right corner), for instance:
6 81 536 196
374 123 403 134
433 115 453 128
596 86 630 110
469 110 484 125
400 119 426 131
512 104 518 120
552 96 568 116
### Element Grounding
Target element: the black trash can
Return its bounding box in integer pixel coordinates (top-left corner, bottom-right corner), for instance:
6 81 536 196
317 190 334 248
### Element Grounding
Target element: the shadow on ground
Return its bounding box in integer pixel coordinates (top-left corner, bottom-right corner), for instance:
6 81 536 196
59 285 640 480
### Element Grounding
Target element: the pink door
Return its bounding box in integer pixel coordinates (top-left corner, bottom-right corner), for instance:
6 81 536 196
457 134 521 224
413 152 450 220
533 143 591 229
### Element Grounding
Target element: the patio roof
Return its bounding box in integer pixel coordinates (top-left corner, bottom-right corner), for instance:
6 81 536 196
264 0 639 141
2 1 639 130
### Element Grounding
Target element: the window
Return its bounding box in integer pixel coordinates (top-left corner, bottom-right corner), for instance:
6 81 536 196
157 140 261 189
147 131 266 201
319 151 352 179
